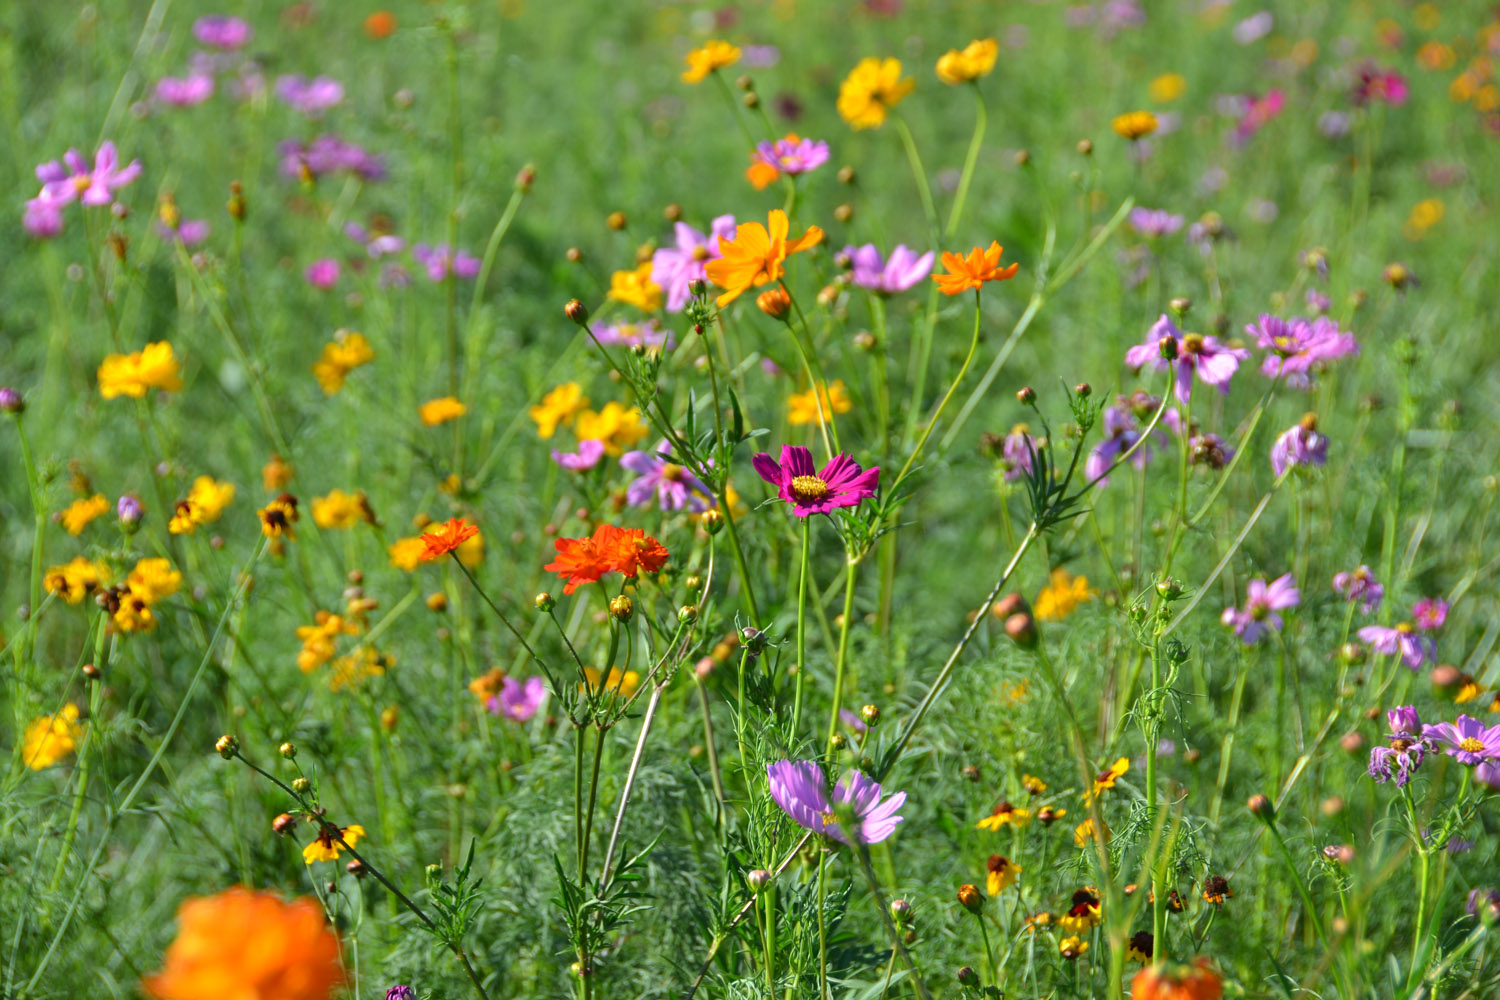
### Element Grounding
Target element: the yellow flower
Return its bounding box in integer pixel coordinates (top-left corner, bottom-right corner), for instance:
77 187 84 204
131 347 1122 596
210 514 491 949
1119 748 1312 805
1059 888 1103 933
1035 568 1096 621
297 612 361 673
23 703 82 769
703 208 824 307
1058 935 1089 960
1083 756 1129 805
608 262 664 312
302 823 365 864
985 854 1021 895
420 396 467 426
113 589 160 632
329 648 389 692
574 401 648 455
1111 110 1158 140
127 558 182 603
838 57 914 129
1148 73 1186 102
975 801 1030 831
258 495 300 540
98 342 184 399
59 494 109 536
935 38 998 85
682 40 741 84
583 667 640 698
787 380 852 426
1022 774 1048 795
1403 198 1445 240
44 557 109 604
312 489 371 530
530 382 590 439
388 536 427 572
311 330 375 394
171 476 236 534
1073 816 1111 849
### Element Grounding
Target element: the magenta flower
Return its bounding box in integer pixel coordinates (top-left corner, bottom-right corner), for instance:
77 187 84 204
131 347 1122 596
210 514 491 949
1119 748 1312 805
413 244 481 282
1479 764 1500 792
1357 623 1433 670
275 75 345 115
1220 573 1298 645
754 135 830 176
35 142 142 209
1127 208 1184 239
1084 392 1182 486
304 259 341 289
752 445 879 517
345 223 406 258
620 442 714 512
1354 66 1409 107
766 760 905 845
651 216 736 312
1422 715 1500 766
1332 565 1383 613
1270 421 1328 477
193 14 253 49
1388 705 1421 737
1413 598 1448 631
1231 90 1285 145
550 439 606 471
156 219 211 246
1125 315 1249 405
154 74 215 107
1249 315 1358 389
595 320 675 352
488 676 546 723
22 194 65 239
1368 737 1427 787
279 136 385 181
842 244 934 294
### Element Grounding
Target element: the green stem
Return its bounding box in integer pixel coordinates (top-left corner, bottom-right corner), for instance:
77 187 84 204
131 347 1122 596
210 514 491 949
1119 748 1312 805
944 88 987 241
792 517 812 735
825 557 859 755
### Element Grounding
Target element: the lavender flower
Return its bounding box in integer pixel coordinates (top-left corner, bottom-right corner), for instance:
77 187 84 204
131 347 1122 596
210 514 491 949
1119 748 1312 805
1357 623 1434 670
1368 738 1426 787
1270 419 1328 477
1084 392 1181 486
842 244 934 294
1125 314 1249 405
595 320 675 352
154 74 215 107
1333 565 1383 613
1422 715 1500 765
766 760 905 845
1388 706 1421 737
1220 573 1299 645
651 216 736 312
1468 888 1500 919
1249 315 1358 389
488 676 546 722
754 134 830 176
999 425 1039 483
279 135 385 181
156 219 211 246
412 243 481 282
619 442 713 512
275 75 345 115
1127 208 1184 239
193 15 253 49
117 494 144 526
550 439 605 471
35 142 142 209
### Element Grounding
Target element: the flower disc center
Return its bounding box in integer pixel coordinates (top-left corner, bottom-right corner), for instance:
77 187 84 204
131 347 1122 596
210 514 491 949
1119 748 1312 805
791 474 830 502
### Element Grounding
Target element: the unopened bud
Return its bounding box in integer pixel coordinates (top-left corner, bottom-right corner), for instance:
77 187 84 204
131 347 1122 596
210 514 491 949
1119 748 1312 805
1247 794 1275 821
836 165 856 185
1432 664 1463 695
957 966 980 987
742 91 759 108
609 594 634 622
1073 382 1091 398
1016 386 1035 405
292 777 311 794
833 203 853 223
746 869 772 894
1013 149 1030 167
1339 731 1365 755
606 211 627 231
564 299 588 324
756 287 791 319
279 741 297 759
0 387 23 414
272 812 298 835
678 604 698 624
957 883 985 913
535 592 555 612
1076 138 1093 155
860 704 880 726
1158 335 1179 361
1004 612 1038 648
1338 642 1366 665
700 509 724 535
215 735 238 759
515 164 536 191
1169 296 1192 318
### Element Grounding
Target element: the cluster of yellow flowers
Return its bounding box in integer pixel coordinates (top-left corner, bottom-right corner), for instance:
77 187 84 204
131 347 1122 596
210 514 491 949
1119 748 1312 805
310 489 375 530
59 494 110 536
574 401 647 455
97 341 183 399
786 380 852 427
22 703 83 770
529 382 590 439
311 330 375 395
608 263 663 312
114 557 183 633
44 556 110 604
169 476 236 535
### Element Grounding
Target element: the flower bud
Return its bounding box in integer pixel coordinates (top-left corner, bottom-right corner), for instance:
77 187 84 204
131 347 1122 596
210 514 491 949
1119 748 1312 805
1013 149 1030 167
1004 612 1038 648
960 764 981 782
991 593 1029 620
957 883 985 913
346 858 367 877
700 509 725 535
226 180 247 222
1339 731 1365 755
1431 663 1462 695
833 203 853 223
117 494 144 530
837 165 856 185
279 741 297 759
957 966 979 987
535 592 556 612
214 735 238 759
678 604 698 624
1247 794 1275 821
292 777 311 794
861 704 880 726
1073 382 1091 398
1076 138 1093 156
515 164 536 191
829 732 847 750
1158 334 1179 361
746 869 772 894
890 898 912 922
609 594 634 623
82 662 101 680
1155 577 1183 600
1169 296 1192 319
852 330 876 351
426 591 448 613
1015 386 1036 405
564 299 588 325
273 812 298 835
606 211 627 231
756 287 791 319
0 387 24 414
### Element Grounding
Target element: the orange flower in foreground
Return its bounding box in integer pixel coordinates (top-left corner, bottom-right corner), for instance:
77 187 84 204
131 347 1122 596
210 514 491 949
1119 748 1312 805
419 517 480 561
1131 958 1223 1000
704 209 823 307
143 887 344 1000
933 241 1020 295
545 524 671 594
545 533 614 595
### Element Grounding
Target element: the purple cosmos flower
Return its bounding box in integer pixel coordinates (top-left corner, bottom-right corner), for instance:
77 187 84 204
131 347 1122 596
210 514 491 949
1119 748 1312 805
1220 573 1299 645
1000 425 1039 483
412 243 481 282
1270 420 1328 477
620 442 714 512
154 74 215 107
304 259 341 289
194 15 253 49
117 494 144 526
23 196 64 239
766 760 905 845
1368 739 1427 787
1084 392 1182 486
1478 762 1500 791
752 445 879 517
1333 565 1383 613
1128 208 1184 239
35 142 142 209
1249 315 1358 389
488 676 546 723
742 45 780 68
1413 598 1448 631
1125 314 1249 405
551 439 605 471
1233 11 1273 44
1422 715 1500 766
1357 623 1433 670
842 244 934 294
651 215 736 312
1468 888 1500 919
839 708 868 734
595 320 675 352
1446 836 1475 854
275 75 345 115
156 219 211 246
1354 66 1409 107
754 134 830 176
278 136 385 181
1305 289 1332 314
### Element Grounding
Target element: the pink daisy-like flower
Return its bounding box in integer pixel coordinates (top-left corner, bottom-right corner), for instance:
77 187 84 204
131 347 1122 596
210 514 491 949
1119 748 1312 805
1125 314 1249 405
35 142 142 209
193 14 253 49
1270 420 1329 477
842 244 935 295
275 74 345 116
1357 622 1433 670
751 445 879 517
1220 573 1299 645
619 441 714 512
1249 314 1358 389
753 134 831 176
413 243 481 282
1422 715 1500 766
766 760 905 845
1412 597 1448 631
154 74 215 107
551 439 606 471
651 215 737 312
1332 565 1383 613
488 676 546 723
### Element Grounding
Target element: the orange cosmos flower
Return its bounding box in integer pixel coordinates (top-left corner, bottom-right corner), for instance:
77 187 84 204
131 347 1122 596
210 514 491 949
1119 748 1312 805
419 517 479 562
594 524 670 578
933 242 1020 295
363 10 396 39
746 159 781 190
682 40 741 84
545 533 614 595
1112 110 1159 140
142 887 344 1000
1131 958 1224 1000
704 209 823 307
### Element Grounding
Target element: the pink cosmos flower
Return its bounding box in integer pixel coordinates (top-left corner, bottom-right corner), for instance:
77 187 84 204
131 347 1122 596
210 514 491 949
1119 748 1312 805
1128 208 1184 239
156 219 211 246
1357 622 1433 670
488 676 546 723
279 136 385 181
193 15 253 49
842 244 934 294
1125 314 1250 404
1354 66 1409 107
1332 565 1383 613
22 194 65 238
1270 421 1328 477
766 760 905 845
651 215 736 312
413 243 481 282
1249 314 1358 389
35 142 142 208
1232 90 1285 145
550 439 606 471
754 135 830 176
1221 573 1299 645
752 445 879 517
344 223 406 258
275 75 345 115
619 442 714 512
304 259 341 289
595 320 675 352
1422 716 1500 766
1000 425 1039 483
154 74 215 107
1412 598 1448 631
1085 392 1182 486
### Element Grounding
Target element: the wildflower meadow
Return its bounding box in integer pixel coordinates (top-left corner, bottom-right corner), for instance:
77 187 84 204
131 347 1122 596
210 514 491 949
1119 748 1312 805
7 2 1500 998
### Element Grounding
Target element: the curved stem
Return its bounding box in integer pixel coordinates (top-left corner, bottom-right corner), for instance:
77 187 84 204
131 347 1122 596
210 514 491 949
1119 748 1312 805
944 87 987 241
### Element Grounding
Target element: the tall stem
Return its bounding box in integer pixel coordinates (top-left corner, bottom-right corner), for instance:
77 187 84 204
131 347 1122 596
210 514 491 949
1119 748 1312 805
792 517 813 735
944 88 988 240
825 557 859 755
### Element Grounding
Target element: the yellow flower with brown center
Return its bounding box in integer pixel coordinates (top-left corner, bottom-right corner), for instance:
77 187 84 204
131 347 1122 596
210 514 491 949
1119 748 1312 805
311 489 372 530
98 341 184 399
1148 73 1186 102
608 262 664 312
388 536 428 572
59 494 110 536
681 40 741 84
1035 568 1096 621
975 800 1030 831
23 703 82 769
530 382 590 439
302 822 365 863
837 57 914 129
420 396 467 427
171 476 236 534
127 558 182 603
258 495 300 539
1112 110 1159 140
296 611 361 673
1022 774 1048 795
935 38 998 85
113 590 159 633
703 209 823 307
574 401 648 455
787 380 852 426
1059 887 1103 933
45 557 109 604
311 330 375 394
986 854 1020 895
1083 756 1129 804
1059 935 1088 960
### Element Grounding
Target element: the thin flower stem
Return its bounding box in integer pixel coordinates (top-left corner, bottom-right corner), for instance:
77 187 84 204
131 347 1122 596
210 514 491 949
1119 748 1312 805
890 292 982 496
792 517 813 735
600 683 666 886
702 321 763 622
892 116 939 246
854 843 934 1000
944 87 987 241
778 281 841 458
449 555 545 664
825 556 859 755
695 679 727 805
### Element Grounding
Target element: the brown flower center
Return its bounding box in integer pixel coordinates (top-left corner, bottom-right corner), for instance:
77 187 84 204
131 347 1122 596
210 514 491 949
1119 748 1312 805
660 463 684 482
1183 332 1205 355
791 475 830 503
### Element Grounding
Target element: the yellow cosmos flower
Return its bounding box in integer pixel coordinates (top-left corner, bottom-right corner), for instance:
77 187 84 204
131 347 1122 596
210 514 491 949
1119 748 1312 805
1083 756 1129 805
935 38 998 85
837 57 914 129
1058 935 1089 960
97 341 184 399
60 494 109 536
388 536 428 572
171 476 236 534
608 262 664 312
1073 816 1111 849
311 489 372 530
311 330 375 394
985 855 1021 895
23 703 82 770
1035 568 1096 621
530 382 590 439
1148 73 1186 102
574 401 648 455
787 380 852 426
975 800 1030 830
297 611 361 673
127 558 182 603
1111 110 1159 140
44 557 109 604
302 823 365 864
113 589 160 633
420 396 467 426
703 209 823 307
682 40 741 84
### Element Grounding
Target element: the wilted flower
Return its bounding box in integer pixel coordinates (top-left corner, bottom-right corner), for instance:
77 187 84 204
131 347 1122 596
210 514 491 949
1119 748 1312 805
766 760 906 844
1333 565 1383 613
1270 417 1329 477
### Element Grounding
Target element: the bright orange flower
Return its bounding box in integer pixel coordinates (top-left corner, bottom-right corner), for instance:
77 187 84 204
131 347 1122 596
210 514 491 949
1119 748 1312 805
142 887 344 1000
933 241 1020 295
1131 958 1224 1000
419 517 479 562
595 524 670 578
545 533 614 595
704 209 823 307
363 10 396 38
746 160 781 190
